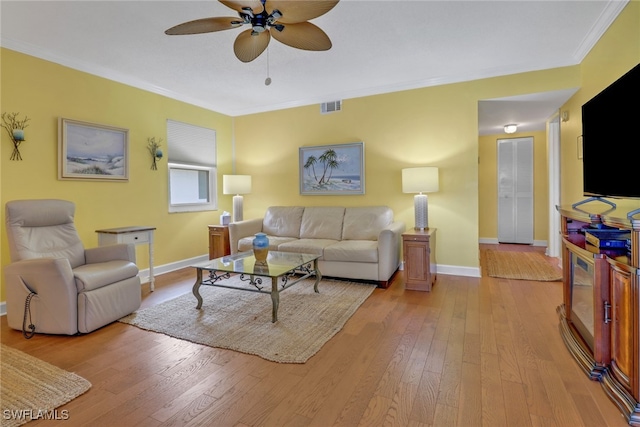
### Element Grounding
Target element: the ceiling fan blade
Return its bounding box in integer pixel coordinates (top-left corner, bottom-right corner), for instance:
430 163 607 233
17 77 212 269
234 29 271 62
266 0 339 24
271 22 331 51
165 17 243 35
219 0 264 14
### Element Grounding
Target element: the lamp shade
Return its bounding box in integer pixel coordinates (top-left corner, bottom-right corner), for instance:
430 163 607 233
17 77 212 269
402 167 439 194
223 175 252 195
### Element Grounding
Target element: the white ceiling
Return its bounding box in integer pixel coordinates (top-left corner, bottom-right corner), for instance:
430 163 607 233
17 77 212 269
0 1 628 134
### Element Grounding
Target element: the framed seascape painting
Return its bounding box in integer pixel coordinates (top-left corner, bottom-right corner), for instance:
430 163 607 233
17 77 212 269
299 142 365 195
58 118 129 181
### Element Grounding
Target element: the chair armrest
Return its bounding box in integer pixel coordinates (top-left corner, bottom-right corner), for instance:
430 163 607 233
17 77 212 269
85 243 136 264
4 258 78 334
377 221 406 280
228 219 263 254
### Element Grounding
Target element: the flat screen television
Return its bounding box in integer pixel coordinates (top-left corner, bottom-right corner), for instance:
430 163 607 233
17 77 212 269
581 63 640 200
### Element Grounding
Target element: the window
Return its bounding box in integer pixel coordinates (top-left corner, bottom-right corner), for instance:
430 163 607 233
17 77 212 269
167 120 217 213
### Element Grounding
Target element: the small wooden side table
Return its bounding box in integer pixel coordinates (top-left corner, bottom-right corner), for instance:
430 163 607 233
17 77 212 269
96 226 156 291
208 225 231 259
402 228 437 291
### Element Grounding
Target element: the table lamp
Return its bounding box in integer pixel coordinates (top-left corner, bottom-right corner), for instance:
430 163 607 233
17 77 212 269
402 167 439 230
223 175 251 222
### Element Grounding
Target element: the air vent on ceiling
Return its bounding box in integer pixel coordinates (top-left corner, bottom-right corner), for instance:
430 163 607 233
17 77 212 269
321 100 342 114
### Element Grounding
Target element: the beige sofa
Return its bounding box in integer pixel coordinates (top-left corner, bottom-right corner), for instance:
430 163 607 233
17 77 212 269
228 206 405 287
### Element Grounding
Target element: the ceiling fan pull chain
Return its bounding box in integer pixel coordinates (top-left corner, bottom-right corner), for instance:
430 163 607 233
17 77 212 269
265 47 272 86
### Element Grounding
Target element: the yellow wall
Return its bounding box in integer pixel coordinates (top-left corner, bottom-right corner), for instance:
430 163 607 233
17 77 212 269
233 68 579 273
479 130 549 242
560 1 640 206
0 49 235 301
1 1 637 302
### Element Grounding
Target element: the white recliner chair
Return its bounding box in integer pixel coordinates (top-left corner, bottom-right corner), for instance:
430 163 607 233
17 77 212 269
4 199 141 336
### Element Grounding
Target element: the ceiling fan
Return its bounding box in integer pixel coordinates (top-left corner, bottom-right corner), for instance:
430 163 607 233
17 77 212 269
165 0 340 63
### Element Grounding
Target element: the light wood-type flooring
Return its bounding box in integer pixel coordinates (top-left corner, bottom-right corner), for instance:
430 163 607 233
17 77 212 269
1 244 631 426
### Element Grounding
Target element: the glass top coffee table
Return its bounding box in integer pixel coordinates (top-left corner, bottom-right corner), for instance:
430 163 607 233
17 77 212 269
191 251 322 322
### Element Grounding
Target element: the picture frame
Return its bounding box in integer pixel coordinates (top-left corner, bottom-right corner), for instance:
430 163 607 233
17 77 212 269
58 118 129 181
299 141 365 195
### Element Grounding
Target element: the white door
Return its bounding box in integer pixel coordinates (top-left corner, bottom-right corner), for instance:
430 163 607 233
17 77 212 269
497 137 534 244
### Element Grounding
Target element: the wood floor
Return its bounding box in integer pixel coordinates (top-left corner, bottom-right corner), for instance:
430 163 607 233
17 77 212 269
1 244 631 427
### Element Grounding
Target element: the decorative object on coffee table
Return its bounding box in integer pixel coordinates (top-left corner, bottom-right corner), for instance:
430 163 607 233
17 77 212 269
253 232 269 262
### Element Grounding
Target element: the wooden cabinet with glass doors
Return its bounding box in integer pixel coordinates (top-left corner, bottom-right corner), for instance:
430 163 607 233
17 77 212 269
557 204 640 426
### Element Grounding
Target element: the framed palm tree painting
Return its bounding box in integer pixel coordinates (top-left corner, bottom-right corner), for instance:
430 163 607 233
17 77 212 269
299 142 364 195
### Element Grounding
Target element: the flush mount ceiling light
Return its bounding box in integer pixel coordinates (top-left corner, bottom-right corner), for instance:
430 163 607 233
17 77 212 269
504 124 518 134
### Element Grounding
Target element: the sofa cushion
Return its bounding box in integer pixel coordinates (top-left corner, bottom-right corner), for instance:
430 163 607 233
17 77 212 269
237 235 297 252
278 239 339 257
299 207 345 240
263 206 304 238
342 206 394 241
324 240 379 263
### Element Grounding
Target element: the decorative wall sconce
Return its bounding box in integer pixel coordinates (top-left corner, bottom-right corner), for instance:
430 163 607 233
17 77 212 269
1 112 30 160
147 137 163 170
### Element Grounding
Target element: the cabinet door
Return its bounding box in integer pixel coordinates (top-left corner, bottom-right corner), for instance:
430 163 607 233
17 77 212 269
209 226 230 259
403 239 430 290
609 261 638 397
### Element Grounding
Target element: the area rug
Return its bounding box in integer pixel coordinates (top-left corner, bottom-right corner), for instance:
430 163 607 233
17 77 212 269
119 276 376 363
484 250 562 281
1 344 91 427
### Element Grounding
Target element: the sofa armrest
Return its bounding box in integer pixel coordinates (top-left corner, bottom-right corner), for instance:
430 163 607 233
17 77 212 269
85 243 136 264
228 218 263 254
377 221 406 281
4 258 78 334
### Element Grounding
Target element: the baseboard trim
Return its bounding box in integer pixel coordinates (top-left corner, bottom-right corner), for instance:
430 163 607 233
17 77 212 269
137 254 209 284
437 264 481 278
479 238 548 247
401 261 480 278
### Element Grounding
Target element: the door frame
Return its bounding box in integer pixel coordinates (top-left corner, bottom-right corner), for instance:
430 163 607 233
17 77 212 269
547 113 561 258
